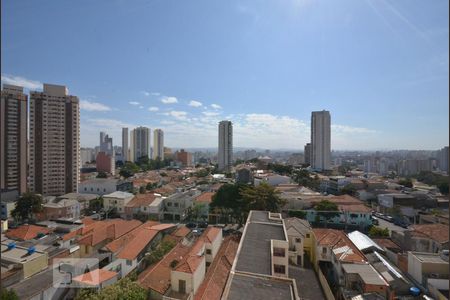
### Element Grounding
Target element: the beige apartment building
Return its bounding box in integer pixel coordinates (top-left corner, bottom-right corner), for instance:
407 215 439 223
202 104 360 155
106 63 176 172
0 84 28 194
29 84 80 196
152 128 164 160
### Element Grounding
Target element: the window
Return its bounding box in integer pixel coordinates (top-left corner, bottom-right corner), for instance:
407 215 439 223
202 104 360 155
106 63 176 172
144 207 147 211
274 264 286 274
322 247 327 254
273 247 285 257
167 202 172 207
174 203 179 207
126 259 132 266
206 249 212 255
84 187 87 191
179 280 186 294
306 234 310 238
295 238 301 243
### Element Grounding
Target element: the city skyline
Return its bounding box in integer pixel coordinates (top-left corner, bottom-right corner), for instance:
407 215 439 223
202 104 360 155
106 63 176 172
1 0 448 150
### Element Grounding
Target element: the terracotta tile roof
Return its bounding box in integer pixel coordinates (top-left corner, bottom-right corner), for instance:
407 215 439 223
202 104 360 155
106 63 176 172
138 242 193 294
313 228 366 263
411 224 449 243
173 226 191 238
105 221 159 253
77 219 142 247
194 236 240 300
196 192 215 204
175 239 205 274
117 229 159 260
372 238 402 251
203 227 221 243
149 223 176 231
82 217 96 225
73 268 117 286
338 204 371 213
62 229 82 241
125 193 157 208
5 225 51 241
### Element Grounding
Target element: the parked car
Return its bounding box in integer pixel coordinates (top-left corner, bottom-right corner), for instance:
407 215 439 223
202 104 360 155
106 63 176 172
385 215 394 223
371 216 379 225
198 221 208 228
186 222 197 229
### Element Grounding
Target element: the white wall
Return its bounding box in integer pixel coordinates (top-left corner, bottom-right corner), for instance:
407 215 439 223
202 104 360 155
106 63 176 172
407 253 422 283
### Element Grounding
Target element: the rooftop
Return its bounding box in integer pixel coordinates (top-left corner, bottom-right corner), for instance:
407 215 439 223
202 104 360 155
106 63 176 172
5 225 51 241
226 273 296 300
410 224 449 243
125 193 158 207
103 191 134 199
313 229 367 263
73 268 117 286
235 222 285 275
347 231 384 253
284 217 312 237
195 192 215 204
409 252 449 264
342 264 388 286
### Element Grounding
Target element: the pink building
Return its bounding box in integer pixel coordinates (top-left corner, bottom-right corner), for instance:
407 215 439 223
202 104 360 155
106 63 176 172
96 152 115 175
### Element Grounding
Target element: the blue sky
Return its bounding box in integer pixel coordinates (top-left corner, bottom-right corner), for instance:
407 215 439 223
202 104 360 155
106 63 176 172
1 0 448 150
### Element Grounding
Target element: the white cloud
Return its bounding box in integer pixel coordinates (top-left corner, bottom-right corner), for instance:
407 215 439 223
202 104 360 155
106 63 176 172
141 91 150 96
202 111 221 117
167 110 188 120
1 74 42 90
151 92 161 96
331 124 378 134
161 96 178 104
80 100 111 112
129 101 140 105
211 104 222 109
189 100 203 107
148 106 159 112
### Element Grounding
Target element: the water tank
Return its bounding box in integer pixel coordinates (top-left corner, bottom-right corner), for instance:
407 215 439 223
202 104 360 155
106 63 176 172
7 242 16 250
27 246 36 255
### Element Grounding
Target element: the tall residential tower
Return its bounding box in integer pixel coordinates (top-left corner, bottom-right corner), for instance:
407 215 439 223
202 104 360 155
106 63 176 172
130 126 150 162
311 110 331 171
29 84 80 196
218 120 233 172
1 85 28 194
153 129 164 160
122 128 129 162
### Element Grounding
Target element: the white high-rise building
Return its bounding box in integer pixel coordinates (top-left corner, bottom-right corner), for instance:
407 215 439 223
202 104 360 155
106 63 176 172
311 110 331 171
153 129 164 160
122 127 129 162
218 121 233 172
100 133 113 156
29 84 80 196
130 126 150 162
438 146 449 174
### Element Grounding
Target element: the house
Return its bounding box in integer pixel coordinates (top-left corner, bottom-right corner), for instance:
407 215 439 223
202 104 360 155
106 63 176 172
391 223 449 253
103 191 135 217
104 221 176 277
5 224 51 241
124 193 164 220
55 193 98 211
407 251 449 298
37 199 81 221
202 226 222 265
284 217 313 266
163 189 201 221
254 174 291 187
341 264 389 299
73 268 118 290
78 178 132 195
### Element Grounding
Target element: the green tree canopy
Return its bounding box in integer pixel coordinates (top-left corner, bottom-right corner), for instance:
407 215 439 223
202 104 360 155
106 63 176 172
96 171 108 178
314 199 338 211
368 226 389 237
11 192 43 223
75 277 146 300
398 178 413 188
240 182 286 213
0 288 19 300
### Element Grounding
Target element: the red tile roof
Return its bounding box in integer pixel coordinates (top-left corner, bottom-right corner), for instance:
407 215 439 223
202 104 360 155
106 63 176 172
174 239 205 274
196 192 215 204
149 223 176 231
73 268 117 286
117 229 159 260
194 236 240 300
204 227 222 243
410 224 449 243
125 193 157 208
173 226 191 238
313 228 366 263
105 221 159 253
5 225 51 241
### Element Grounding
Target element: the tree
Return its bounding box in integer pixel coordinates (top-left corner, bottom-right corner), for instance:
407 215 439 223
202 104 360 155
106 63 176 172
368 226 389 237
0 288 19 300
96 171 108 178
85 197 103 215
75 277 146 300
267 163 293 175
292 169 319 190
240 182 286 213
398 178 413 188
139 186 146 194
340 184 357 196
11 192 43 223
191 202 207 221
288 210 307 219
210 184 245 223
119 162 140 178
314 199 340 227
146 182 157 190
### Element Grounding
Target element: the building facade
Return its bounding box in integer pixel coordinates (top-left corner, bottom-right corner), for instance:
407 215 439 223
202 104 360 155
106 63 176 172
96 151 115 175
304 143 311 166
311 110 331 171
29 84 80 196
175 149 192 167
218 120 233 172
122 127 128 162
1 85 28 194
153 129 164 160
130 126 150 162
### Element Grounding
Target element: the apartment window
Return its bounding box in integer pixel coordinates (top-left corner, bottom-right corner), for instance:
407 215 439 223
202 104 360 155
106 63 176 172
273 247 285 257
306 234 310 238
322 247 327 254
126 259 132 266
274 264 286 274
206 249 212 255
167 202 172 207
84 187 87 191
295 238 301 243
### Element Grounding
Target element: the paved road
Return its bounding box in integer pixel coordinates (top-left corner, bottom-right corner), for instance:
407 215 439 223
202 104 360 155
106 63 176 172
289 265 326 300
376 218 409 234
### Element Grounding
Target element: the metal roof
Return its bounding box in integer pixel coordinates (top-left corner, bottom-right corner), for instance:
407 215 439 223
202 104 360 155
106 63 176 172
347 231 384 253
